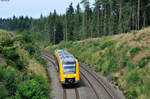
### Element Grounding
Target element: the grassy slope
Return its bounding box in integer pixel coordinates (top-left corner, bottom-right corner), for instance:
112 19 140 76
0 29 50 98
0 29 48 80
47 27 150 99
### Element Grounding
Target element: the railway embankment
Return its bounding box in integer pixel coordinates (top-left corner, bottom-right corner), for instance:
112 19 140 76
46 27 150 99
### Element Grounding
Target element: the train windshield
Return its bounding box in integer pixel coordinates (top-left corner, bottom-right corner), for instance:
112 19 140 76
63 62 76 74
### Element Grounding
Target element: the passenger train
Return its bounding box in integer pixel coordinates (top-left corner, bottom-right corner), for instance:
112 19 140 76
54 49 80 85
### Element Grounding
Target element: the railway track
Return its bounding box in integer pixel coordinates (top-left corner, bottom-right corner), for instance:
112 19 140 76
80 65 115 99
42 51 115 99
42 51 80 99
42 51 116 99
80 71 99 99
63 88 67 99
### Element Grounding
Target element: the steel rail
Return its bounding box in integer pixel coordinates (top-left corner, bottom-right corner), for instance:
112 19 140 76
80 65 115 99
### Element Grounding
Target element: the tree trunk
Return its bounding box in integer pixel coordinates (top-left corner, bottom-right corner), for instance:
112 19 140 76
137 0 140 30
143 11 146 26
119 3 122 26
104 4 106 36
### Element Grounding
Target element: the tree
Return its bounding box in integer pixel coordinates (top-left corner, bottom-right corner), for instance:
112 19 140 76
81 0 92 39
66 3 75 41
73 4 82 40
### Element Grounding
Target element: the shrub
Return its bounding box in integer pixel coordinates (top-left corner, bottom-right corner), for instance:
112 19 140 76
34 52 47 66
126 71 142 85
95 66 102 72
126 90 138 99
117 44 124 51
17 75 49 99
130 46 141 56
20 33 33 43
99 40 114 50
102 48 118 74
15 57 28 70
0 37 14 47
137 55 150 68
2 47 19 61
130 30 138 35
2 67 19 95
135 34 146 41
25 43 36 56
0 84 9 99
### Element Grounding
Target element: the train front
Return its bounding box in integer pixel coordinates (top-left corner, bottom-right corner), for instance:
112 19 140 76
60 58 80 85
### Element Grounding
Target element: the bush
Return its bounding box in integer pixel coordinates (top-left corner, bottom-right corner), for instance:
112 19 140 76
20 33 33 43
102 48 118 74
17 75 49 99
0 84 9 99
25 43 36 56
137 55 150 68
0 37 14 47
15 57 28 70
135 34 146 41
2 47 19 61
99 40 114 50
1 67 19 95
130 46 141 56
127 71 142 85
34 52 47 66
126 90 138 99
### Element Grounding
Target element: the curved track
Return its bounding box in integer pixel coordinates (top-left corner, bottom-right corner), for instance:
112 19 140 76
42 51 81 99
42 51 124 99
80 65 115 99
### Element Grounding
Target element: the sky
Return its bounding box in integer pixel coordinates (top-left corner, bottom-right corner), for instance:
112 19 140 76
0 0 95 18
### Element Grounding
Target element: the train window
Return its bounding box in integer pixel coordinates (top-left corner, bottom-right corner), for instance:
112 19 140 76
62 62 76 74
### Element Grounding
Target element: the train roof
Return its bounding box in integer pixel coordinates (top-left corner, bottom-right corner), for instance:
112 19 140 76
56 49 76 63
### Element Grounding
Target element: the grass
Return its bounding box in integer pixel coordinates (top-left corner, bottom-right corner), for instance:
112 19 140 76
47 27 150 99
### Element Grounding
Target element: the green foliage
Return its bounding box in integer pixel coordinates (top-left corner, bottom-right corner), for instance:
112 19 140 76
20 32 33 43
0 37 14 47
130 30 138 35
137 55 150 68
1 46 28 70
126 89 138 99
15 57 28 70
0 67 19 95
99 40 115 50
117 44 124 51
0 84 9 99
143 78 150 97
17 75 49 99
2 47 19 61
130 46 141 56
25 43 36 56
135 34 146 41
126 71 142 86
34 50 47 66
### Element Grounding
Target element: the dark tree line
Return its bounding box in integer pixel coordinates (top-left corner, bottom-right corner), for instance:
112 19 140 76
0 0 150 44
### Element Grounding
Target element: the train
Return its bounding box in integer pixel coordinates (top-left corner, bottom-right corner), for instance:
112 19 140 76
54 49 80 85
